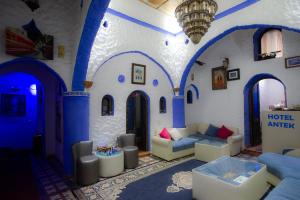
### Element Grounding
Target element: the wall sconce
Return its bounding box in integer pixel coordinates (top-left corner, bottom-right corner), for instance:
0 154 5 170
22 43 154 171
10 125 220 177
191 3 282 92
173 87 180 96
83 81 93 89
223 58 229 69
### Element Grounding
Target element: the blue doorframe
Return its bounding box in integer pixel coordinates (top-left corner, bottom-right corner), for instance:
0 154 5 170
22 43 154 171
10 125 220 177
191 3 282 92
244 73 286 147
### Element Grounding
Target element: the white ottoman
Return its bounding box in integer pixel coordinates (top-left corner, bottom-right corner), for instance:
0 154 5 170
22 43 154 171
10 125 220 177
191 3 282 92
95 151 124 177
192 156 268 200
195 139 230 162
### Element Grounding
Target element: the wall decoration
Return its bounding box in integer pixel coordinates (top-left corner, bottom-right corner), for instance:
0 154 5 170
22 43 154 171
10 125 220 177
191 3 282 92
118 75 125 83
153 79 158 87
22 0 40 12
0 94 26 116
212 67 227 90
5 20 54 60
285 56 300 68
227 68 240 81
58 45 65 58
132 63 146 85
191 73 194 81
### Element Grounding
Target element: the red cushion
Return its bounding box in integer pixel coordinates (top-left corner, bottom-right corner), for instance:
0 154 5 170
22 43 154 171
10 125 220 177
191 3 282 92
159 128 171 140
217 125 233 139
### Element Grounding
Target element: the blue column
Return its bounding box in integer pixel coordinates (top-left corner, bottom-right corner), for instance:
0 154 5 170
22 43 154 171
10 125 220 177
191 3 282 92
172 95 185 128
63 91 89 175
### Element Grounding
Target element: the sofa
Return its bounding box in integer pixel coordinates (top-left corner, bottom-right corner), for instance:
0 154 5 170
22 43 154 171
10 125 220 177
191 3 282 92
151 122 243 161
258 149 300 200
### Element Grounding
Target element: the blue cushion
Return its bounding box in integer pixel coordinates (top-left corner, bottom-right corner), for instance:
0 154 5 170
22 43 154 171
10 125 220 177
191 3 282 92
172 137 199 152
188 132 204 140
258 153 300 180
264 178 300 200
205 124 219 137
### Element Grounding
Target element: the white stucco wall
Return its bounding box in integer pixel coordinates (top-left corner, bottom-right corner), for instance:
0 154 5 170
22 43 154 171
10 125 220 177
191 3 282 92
0 0 83 90
90 53 173 148
185 29 300 136
88 0 300 88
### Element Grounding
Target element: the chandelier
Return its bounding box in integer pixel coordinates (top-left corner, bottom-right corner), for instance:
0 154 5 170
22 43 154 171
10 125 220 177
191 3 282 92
175 0 218 44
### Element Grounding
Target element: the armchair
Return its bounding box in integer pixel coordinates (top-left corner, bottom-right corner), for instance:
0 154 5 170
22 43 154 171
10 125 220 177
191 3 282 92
72 141 98 185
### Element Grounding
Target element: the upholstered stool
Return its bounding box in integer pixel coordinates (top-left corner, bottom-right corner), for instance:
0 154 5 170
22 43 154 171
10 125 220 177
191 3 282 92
77 155 99 186
123 146 139 169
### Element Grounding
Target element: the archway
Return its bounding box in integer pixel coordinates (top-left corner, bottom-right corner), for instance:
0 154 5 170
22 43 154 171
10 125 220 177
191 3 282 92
244 73 286 148
126 90 150 151
0 58 67 161
179 24 300 96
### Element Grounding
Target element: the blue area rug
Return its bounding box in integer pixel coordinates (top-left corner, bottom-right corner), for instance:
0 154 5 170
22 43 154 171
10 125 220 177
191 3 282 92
118 159 204 200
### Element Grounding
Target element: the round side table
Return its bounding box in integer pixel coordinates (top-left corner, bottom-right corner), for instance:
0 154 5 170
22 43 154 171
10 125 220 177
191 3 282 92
95 151 124 177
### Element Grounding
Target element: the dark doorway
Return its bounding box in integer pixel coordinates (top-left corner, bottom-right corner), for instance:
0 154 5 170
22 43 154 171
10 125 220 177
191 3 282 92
126 91 149 151
249 83 262 146
244 74 286 149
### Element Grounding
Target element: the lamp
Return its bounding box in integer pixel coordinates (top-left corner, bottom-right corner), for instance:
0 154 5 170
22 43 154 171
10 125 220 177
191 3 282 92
175 0 218 44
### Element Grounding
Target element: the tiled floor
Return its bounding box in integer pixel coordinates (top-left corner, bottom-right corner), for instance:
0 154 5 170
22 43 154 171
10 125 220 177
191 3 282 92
30 153 259 200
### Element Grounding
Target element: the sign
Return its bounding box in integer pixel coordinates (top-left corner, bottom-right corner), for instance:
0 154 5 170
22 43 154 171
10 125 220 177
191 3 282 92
267 114 295 129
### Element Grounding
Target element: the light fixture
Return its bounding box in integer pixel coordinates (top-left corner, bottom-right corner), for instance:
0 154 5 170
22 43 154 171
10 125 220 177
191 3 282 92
175 0 218 44
223 58 229 69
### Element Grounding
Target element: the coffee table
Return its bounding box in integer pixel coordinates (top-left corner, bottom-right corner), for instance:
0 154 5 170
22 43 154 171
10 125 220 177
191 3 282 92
195 139 230 162
192 156 268 200
95 150 124 177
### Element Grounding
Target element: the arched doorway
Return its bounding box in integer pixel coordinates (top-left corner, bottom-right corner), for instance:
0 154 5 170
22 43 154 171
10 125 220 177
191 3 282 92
0 58 67 161
126 91 149 151
244 74 286 149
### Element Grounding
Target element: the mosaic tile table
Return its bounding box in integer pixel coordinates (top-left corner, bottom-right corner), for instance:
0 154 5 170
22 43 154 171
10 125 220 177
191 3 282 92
192 156 268 200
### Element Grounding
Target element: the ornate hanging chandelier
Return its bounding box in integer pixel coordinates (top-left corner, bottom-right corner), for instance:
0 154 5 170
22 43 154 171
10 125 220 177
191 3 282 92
175 0 218 44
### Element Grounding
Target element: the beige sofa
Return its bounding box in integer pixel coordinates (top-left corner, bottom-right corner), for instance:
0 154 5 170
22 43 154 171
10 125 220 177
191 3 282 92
151 122 243 161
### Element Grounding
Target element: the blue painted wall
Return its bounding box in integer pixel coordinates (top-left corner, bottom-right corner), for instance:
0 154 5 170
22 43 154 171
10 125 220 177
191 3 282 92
172 96 185 128
0 73 42 149
72 0 110 91
63 93 89 175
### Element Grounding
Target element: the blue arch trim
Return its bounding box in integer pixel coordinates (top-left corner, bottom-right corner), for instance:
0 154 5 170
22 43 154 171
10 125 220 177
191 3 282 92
188 84 199 99
72 0 110 91
127 90 151 150
107 1 260 36
106 8 176 36
92 51 175 94
179 24 300 95
215 0 260 20
0 57 67 91
243 73 286 146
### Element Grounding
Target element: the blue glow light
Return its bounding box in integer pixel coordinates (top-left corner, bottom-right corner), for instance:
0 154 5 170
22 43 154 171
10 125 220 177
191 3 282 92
30 84 37 95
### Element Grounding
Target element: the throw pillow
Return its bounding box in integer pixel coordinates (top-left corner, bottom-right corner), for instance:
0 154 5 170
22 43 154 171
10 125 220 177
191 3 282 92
217 125 234 139
159 128 171 140
205 124 219 137
168 128 183 141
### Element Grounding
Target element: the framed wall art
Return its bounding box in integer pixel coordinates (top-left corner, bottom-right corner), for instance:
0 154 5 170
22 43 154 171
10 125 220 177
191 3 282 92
227 68 240 81
285 56 300 68
132 63 146 85
212 66 227 90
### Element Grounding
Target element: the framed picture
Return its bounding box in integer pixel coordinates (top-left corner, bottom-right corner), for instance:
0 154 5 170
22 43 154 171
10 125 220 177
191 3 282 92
227 68 240 81
285 56 300 68
212 67 227 90
132 63 146 85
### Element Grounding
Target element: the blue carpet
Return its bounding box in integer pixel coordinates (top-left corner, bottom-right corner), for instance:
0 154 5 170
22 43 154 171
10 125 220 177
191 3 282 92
118 159 204 200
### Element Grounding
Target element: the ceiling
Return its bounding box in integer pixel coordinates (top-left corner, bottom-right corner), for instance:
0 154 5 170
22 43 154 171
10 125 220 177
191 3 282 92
139 0 245 17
